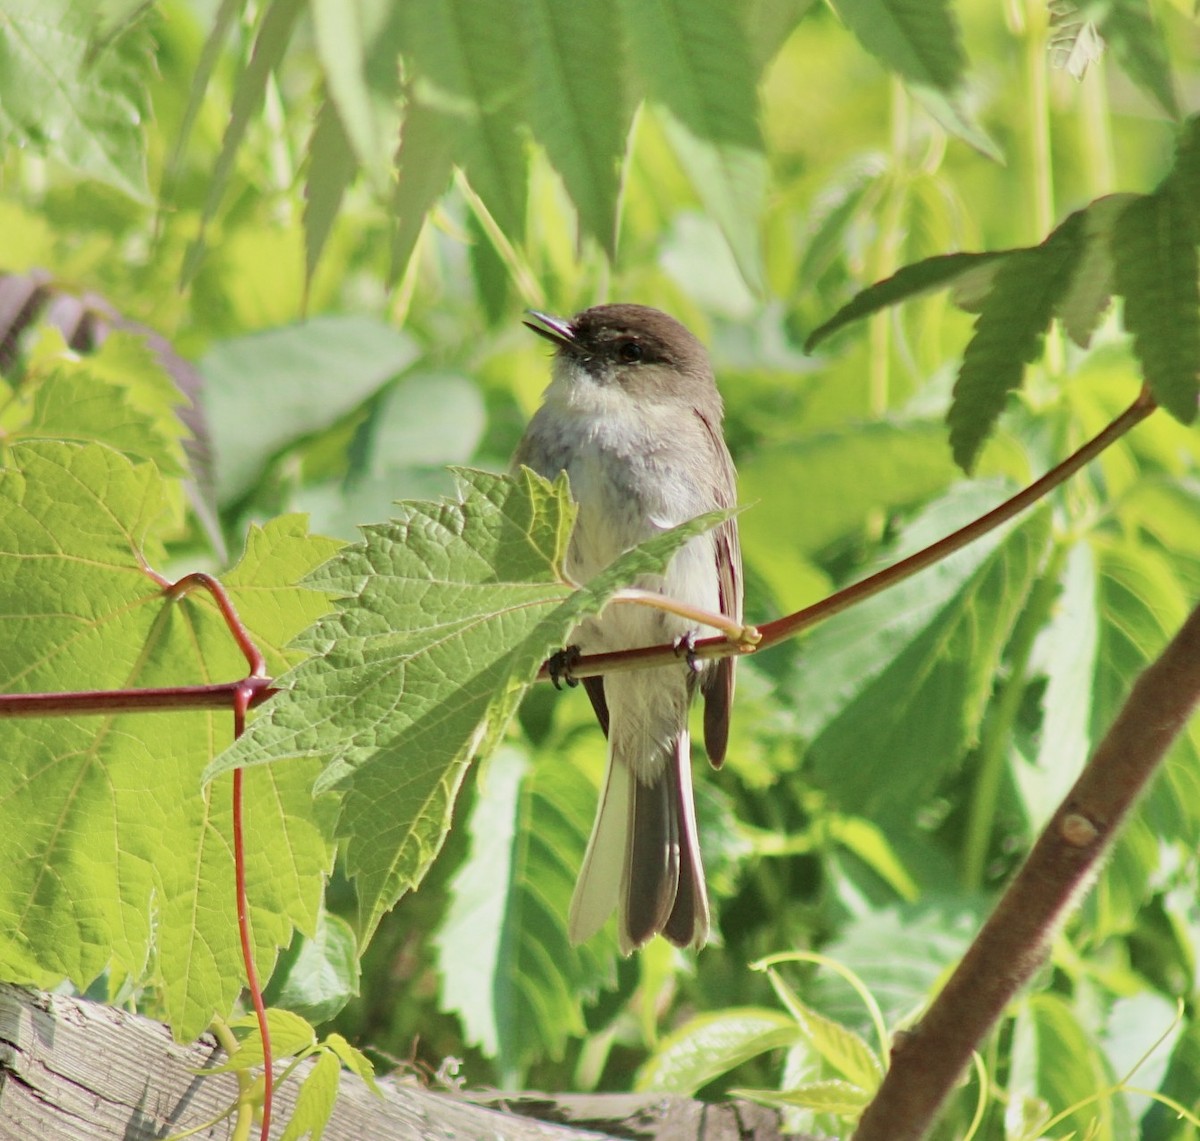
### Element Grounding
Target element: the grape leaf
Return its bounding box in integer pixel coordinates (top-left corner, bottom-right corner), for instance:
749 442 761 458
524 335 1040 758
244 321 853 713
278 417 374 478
0 440 341 1039
209 468 732 941
0 0 150 199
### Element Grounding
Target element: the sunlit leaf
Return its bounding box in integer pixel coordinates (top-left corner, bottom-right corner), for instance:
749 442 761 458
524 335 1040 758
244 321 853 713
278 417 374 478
949 211 1086 470
637 1008 801 1094
208 469 732 941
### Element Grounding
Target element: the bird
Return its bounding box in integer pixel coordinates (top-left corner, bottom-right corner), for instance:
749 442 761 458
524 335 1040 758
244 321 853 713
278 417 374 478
513 303 741 953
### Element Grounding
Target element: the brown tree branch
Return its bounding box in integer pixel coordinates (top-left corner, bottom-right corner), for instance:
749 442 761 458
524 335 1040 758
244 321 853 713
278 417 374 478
852 597 1200 1141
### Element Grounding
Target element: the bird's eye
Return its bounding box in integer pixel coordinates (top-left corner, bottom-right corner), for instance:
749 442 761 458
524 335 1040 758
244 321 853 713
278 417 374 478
616 340 644 363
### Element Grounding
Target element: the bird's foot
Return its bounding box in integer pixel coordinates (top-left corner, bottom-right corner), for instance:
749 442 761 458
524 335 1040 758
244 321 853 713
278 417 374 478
547 645 582 690
673 630 703 674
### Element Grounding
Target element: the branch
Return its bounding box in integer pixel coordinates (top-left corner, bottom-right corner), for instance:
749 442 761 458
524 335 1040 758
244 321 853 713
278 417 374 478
536 388 1156 683
853 596 1200 1141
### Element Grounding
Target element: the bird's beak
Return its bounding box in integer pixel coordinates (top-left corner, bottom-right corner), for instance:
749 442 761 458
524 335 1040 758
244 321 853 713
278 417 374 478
523 310 576 349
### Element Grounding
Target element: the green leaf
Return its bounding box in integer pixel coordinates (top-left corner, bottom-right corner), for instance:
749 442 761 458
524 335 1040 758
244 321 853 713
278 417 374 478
828 0 966 92
738 421 960 562
391 99 462 280
263 910 360 1026
1112 193 1200 424
309 0 379 170
183 0 306 284
805 252 1005 351
949 211 1087 470
4 330 190 486
1085 0 1180 119
734 1080 872 1115
208 468 732 941
810 903 980 1030
1056 194 1139 348
1009 993 1134 1141
324 1033 381 1095
794 484 1051 815
622 0 766 288
401 0 529 241
304 100 360 289
766 969 883 1090
226 1008 318 1069
436 744 618 1077
637 1008 801 1095
521 0 630 257
201 315 419 502
0 442 341 1038
0 0 150 199
280 1049 341 1141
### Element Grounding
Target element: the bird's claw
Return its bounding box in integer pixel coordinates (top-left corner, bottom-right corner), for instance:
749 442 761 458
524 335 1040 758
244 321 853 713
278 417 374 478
548 645 582 690
674 630 703 674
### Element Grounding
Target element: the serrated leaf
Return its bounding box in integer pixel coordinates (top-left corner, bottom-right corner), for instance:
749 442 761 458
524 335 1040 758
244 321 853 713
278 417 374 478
162 0 241 200
949 211 1087 470
805 252 1005 351
0 0 150 199
208 468 732 941
622 0 766 288
401 0 529 242
1056 194 1139 348
280 1049 341 1141
766 970 883 1090
183 0 306 284
221 1008 318 1071
436 745 618 1077
0 442 341 1038
310 0 378 169
637 1008 802 1095
794 484 1051 816
734 1079 872 1114
828 0 966 92
3 330 189 485
1049 5 1106 80
1112 193 1200 423
1085 0 1180 119
304 100 360 289
521 0 629 256
324 1032 381 1095
391 98 462 280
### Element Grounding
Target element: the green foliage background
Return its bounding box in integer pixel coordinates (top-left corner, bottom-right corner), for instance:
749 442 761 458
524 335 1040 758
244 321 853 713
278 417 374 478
1 0 1200 1136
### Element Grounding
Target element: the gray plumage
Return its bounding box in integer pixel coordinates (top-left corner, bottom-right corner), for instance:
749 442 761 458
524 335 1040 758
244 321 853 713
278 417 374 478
514 304 742 953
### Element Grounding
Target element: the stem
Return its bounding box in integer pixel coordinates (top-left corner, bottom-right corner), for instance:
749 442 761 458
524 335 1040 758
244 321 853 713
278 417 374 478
853 599 1200 1141
960 543 1066 891
0 680 276 717
537 390 1156 683
231 682 273 1141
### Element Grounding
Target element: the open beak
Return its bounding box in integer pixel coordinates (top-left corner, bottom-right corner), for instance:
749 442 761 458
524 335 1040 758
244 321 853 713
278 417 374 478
523 310 576 349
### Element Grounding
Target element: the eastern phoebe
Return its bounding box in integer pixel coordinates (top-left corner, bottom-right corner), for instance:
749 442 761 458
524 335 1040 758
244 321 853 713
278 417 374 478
515 303 741 953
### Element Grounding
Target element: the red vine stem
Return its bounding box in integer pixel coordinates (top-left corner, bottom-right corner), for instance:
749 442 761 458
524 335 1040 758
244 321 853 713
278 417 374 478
165 573 274 1141
232 682 273 1141
536 388 1157 682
